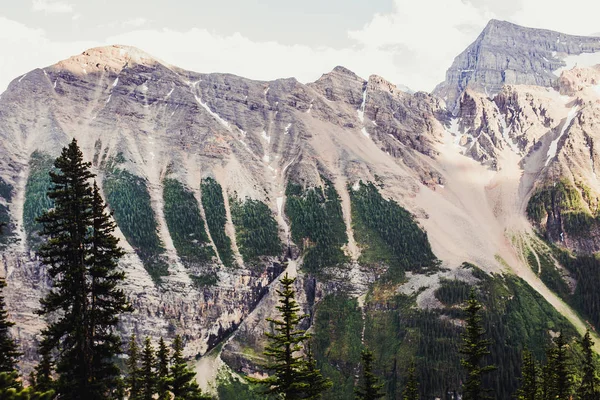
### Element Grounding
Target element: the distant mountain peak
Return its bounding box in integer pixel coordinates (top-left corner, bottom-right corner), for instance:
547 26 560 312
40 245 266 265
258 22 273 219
434 20 600 111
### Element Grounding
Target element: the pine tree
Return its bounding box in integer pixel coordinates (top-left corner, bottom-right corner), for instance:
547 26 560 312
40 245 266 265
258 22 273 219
299 343 332 399
170 335 209 400
140 337 157 400
541 345 557 400
578 330 599 400
459 289 495 400
554 332 572 400
0 277 20 373
156 337 172 400
35 139 130 399
31 346 55 395
515 349 538 400
126 334 142 400
403 361 419 400
355 348 385 400
252 273 311 399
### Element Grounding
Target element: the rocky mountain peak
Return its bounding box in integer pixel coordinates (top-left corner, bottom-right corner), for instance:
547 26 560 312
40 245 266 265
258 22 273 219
434 20 600 111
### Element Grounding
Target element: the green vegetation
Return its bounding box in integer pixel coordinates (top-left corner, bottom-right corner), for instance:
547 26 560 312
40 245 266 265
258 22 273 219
104 166 168 282
350 181 437 281
201 177 235 268
162 178 214 268
435 279 471 306
285 179 348 273
312 294 363 399
23 151 55 246
230 195 282 264
526 179 599 236
217 375 264 400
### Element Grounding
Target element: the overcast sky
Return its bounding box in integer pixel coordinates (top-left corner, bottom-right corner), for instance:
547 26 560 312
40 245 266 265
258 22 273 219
1 0 600 93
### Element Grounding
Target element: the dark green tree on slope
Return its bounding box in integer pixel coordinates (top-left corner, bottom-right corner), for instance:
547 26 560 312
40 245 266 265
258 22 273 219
0 277 20 373
460 289 495 400
355 347 385 400
36 139 131 399
577 330 599 400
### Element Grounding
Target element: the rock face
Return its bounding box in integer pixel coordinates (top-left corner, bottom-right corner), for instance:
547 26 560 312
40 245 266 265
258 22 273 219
435 19 600 111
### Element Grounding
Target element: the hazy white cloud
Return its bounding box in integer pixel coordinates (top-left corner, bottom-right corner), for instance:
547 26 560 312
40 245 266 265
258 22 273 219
31 0 74 14
123 17 149 28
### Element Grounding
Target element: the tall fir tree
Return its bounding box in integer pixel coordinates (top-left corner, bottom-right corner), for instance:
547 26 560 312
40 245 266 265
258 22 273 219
578 330 599 400
554 332 572 400
355 348 385 400
515 349 538 400
156 337 172 400
126 334 142 400
459 289 495 400
170 335 209 400
36 139 130 399
300 343 332 399
0 277 20 373
403 361 419 400
541 345 557 400
140 337 157 400
30 345 55 395
253 272 311 399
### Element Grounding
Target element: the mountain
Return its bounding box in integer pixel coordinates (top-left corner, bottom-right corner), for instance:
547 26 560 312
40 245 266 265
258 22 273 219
434 19 600 111
2 20 600 398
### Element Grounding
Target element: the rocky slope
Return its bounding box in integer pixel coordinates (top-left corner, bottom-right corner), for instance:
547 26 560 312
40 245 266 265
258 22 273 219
435 19 600 111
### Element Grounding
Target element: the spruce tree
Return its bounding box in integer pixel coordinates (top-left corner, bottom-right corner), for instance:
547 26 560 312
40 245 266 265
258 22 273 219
0 277 20 373
515 349 538 400
140 337 157 400
253 273 311 399
578 330 599 400
540 345 557 400
126 334 142 400
156 337 172 400
403 361 419 400
459 289 495 400
300 343 332 399
554 332 572 400
35 139 130 399
170 335 209 400
0 371 54 400
355 348 385 400
31 346 55 395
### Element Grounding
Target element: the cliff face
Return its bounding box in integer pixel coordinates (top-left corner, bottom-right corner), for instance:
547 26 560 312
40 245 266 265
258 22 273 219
434 19 600 111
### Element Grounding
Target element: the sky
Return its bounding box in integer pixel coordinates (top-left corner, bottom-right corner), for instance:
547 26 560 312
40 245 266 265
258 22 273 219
1 0 600 94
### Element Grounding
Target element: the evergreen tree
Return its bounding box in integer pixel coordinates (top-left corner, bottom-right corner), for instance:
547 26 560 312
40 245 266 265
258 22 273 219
253 273 311 399
515 349 538 400
300 343 332 399
35 139 130 399
156 337 172 400
30 346 55 395
459 289 495 400
170 335 209 400
403 361 419 400
578 330 599 400
541 345 557 400
140 337 156 400
0 277 20 373
126 334 142 400
554 332 572 400
355 348 385 400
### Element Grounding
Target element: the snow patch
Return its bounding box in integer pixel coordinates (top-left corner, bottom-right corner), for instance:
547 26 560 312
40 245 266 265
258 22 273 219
264 87 269 96
53 80 57 89
112 77 119 87
18 74 27 83
165 87 174 99
106 94 112 104
284 123 292 134
352 181 360 191
307 102 313 113
357 88 367 123
263 154 270 163
361 127 369 138
195 95 231 131
261 130 271 144
545 106 579 166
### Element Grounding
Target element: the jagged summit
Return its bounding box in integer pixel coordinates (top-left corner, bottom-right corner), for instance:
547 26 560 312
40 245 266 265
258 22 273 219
434 19 600 111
